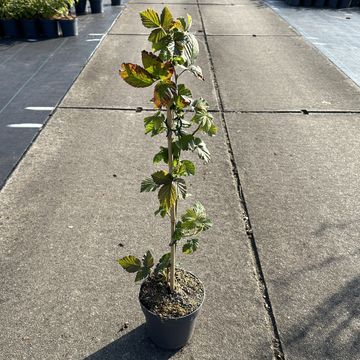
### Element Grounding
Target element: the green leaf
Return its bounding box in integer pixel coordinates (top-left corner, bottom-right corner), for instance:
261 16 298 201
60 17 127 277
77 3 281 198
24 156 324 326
151 170 171 185
158 183 177 211
118 256 141 273
135 267 150 282
174 178 187 199
183 239 199 254
154 205 168 217
160 6 173 30
140 178 159 192
141 51 174 81
140 8 160 28
120 63 154 88
208 123 218 136
182 33 199 66
181 160 196 175
181 202 213 236
192 111 214 134
144 111 166 136
154 252 171 275
148 28 167 44
142 250 154 268
177 134 196 151
153 147 168 164
186 14 192 31
194 138 211 162
188 65 204 81
175 84 192 109
153 81 176 108
193 98 209 112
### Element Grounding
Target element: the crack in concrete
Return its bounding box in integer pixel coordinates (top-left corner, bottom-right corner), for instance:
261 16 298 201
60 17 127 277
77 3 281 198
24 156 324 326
196 1 286 359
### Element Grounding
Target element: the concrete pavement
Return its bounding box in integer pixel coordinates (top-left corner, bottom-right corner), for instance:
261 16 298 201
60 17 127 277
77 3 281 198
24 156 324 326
1 0 359 359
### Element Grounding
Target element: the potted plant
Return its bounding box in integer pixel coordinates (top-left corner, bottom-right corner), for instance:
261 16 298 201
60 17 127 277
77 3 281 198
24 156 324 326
0 0 22 38
89 0 103 14
118 7 216 349
17 0 41 39
58 1 78 37
38 0 61 38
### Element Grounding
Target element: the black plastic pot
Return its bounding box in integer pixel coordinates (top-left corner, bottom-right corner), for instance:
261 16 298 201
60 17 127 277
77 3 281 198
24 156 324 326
40 19 59 38
59 18 78 37
327 0 338 7
2 19 21 38
287 0 301 6
139 276 204 350
20 19 39 40
75 0 87 15
303 0 313 6
338 0 351 7
314 0 326 6
89 0 104 13
111 0 121 5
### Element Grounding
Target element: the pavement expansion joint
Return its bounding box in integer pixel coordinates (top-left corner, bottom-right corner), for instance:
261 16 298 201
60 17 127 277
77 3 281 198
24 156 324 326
206 34 300 37
196 0 286 358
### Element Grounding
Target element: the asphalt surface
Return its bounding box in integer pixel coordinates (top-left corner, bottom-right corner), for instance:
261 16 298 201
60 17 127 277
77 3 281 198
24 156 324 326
0 0 360 359
0 0 124 189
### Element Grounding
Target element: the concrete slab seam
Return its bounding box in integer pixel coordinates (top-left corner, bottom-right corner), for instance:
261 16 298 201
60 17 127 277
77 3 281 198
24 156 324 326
196 1 286 359
0 6 127 192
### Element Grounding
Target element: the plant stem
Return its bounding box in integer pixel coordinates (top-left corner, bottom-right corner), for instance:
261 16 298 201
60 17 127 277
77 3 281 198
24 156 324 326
167 106 177 292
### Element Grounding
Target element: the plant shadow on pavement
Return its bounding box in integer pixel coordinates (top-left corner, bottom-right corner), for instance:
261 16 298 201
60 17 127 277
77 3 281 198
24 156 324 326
84 324 178 360
275 274 360 359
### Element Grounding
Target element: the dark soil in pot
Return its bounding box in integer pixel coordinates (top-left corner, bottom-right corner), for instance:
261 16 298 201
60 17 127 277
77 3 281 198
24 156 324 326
2 19 21 38
140 268 204 319
89 0 104 13
59 17 78 37
139 269 204 350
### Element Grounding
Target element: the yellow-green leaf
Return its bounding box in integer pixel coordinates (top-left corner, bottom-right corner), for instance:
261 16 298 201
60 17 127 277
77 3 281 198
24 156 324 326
140 8 160 28
120 63 154 88
118 256 141 273
158 183 177 211
153 81 176 108
160 6 174 30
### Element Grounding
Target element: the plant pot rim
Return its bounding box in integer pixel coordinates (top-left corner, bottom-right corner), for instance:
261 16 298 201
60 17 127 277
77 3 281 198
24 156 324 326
139 269 205 320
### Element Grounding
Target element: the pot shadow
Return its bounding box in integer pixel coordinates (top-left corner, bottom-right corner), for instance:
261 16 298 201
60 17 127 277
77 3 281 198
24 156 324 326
85 324 179 360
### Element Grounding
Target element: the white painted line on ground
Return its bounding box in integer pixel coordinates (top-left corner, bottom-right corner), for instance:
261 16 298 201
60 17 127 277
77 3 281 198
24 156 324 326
7 123 43 129
86 39 102 42
88 33 105 36
25 106 55 111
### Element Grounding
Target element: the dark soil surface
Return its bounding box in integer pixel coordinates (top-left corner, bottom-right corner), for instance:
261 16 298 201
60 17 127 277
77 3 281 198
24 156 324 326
139 268 204 319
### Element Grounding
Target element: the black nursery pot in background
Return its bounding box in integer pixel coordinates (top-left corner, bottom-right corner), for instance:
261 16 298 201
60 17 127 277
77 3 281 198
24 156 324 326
40 19 59 38
111 0 121 5
89 0 104 13
75 0 87 15
20 19 39 39
2 19 21 38
59 18 78 37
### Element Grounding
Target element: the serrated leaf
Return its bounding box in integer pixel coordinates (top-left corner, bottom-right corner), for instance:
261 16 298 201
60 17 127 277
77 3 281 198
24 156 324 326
174 178 187 199
172 18 185 31
158 183 177 211
154 252 171 274
182 33 199 66
153 81 176 108
175 84 192 108
120 63 154 88
194 137 211 163
179 202 213 237
208 123 217 136
153 147 168 164
140 178 159 192
148 28 167 44
160 6 173 30
141 51 174 81
118 256 141 273
151 170 171 185
183 239 199 255
135 267 150 282
192 111 214 134
177 134 196 151
181 160 196 175
144 111 166 136
140 8 160 28
192 98 209 112
142 250 154 269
